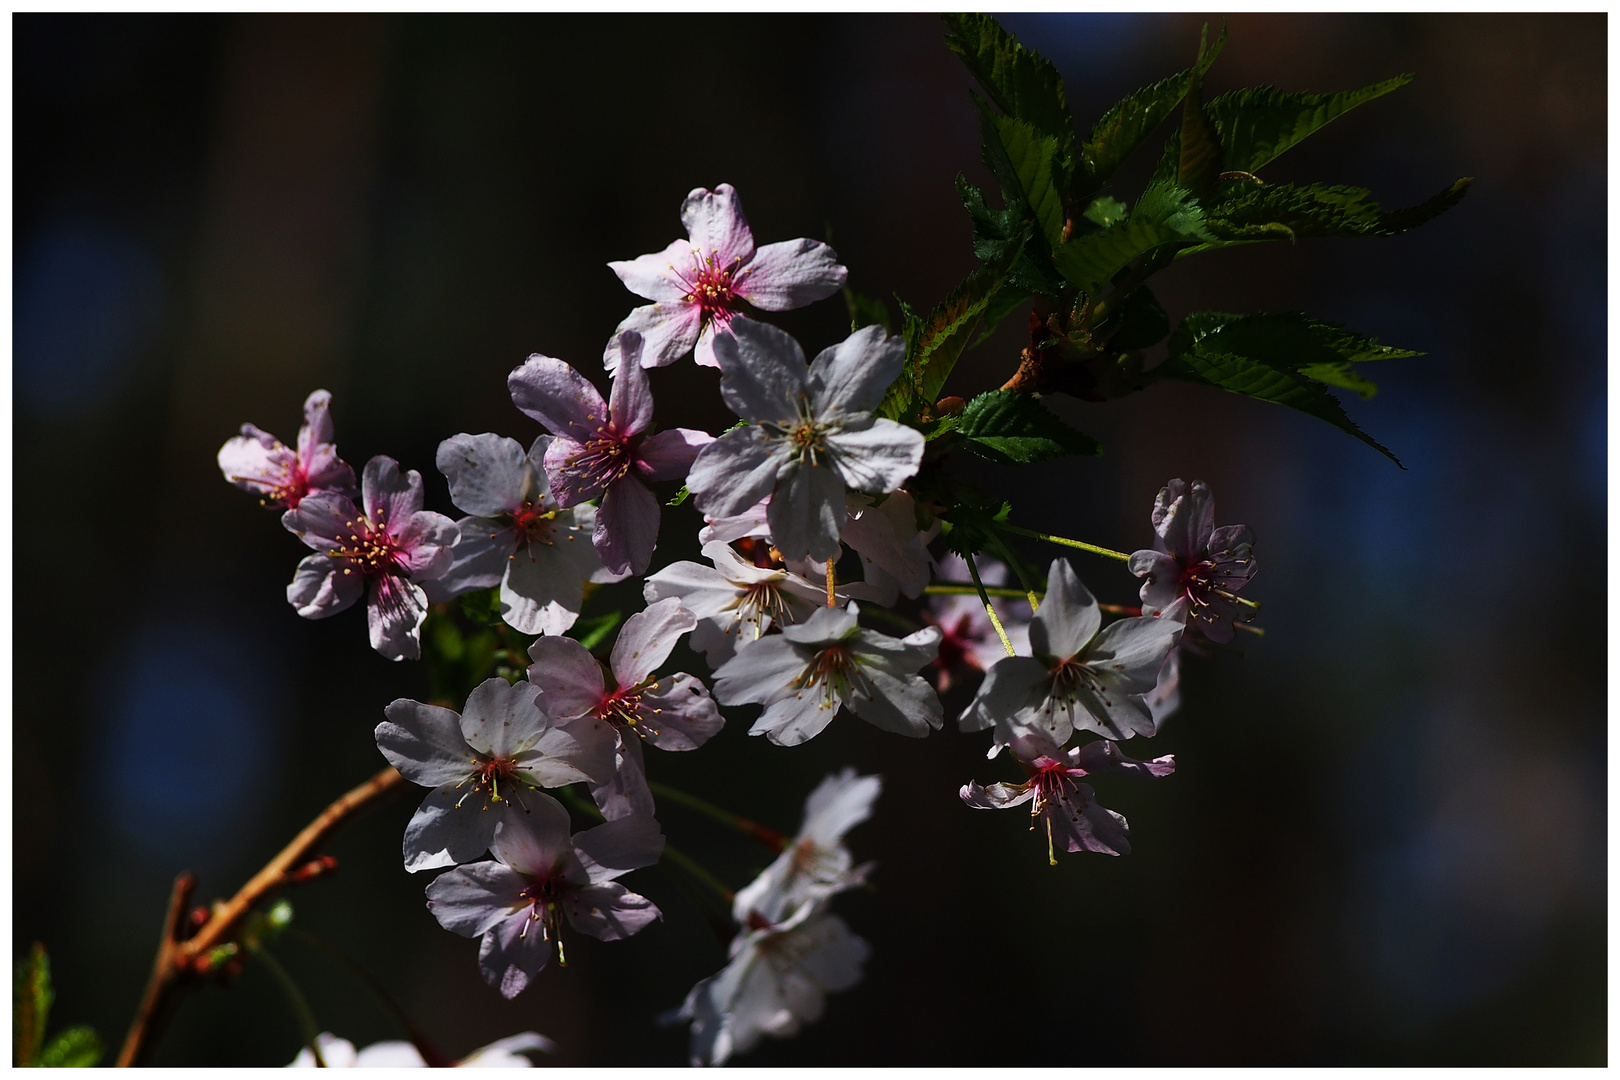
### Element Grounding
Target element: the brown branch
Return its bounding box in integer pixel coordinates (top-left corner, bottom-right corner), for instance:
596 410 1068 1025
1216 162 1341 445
114 873 194 1067
116 765 407 1067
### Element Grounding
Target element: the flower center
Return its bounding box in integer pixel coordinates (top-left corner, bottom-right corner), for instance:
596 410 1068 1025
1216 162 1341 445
563 435 634 491
329 512 404 578
516 877 569 965
596 688 646 730
456 751 524 809
793 645 868 708
727 580 794 639
509 501 559 546
674 250 746 326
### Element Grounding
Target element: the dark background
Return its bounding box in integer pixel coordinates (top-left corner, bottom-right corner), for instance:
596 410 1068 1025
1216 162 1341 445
13 13 1606 1066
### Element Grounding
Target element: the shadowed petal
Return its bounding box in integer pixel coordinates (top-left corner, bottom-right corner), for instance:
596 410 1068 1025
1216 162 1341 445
287 554 364 618
713 319 807 423
437 433 529 518
808 326 904 416
377 698 476 787
526 636 605 720
767 461 845 563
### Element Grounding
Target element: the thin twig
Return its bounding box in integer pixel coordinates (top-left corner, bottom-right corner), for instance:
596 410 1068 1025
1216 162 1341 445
647 781 787 852
116 767 408 1068
114 873 195 1067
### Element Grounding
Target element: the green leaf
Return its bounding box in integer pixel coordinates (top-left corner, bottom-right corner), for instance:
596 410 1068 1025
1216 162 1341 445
845 287 893 333
1052 181 1209 292
955 389 1101 464
566 611 622 652
15 944 51 1068
1195 177 1473 250
1079 23 1225 194
1177 25 1223 197
942 13 1074 156
878 234 1027 422
1208 76 1413 174
1081 196 1127 229
665 484 692 507
956 175 1059 340
1161 311 1414 463
1094 286 1170 350
979 104 1070 249
39 1027 102 1069
939 500 1013 560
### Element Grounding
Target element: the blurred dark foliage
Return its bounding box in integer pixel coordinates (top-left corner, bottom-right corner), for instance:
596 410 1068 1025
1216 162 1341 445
13 13 1604 1066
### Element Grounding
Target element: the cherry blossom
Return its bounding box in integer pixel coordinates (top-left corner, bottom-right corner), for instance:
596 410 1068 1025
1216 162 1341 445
289 1032 553 1068
685 321 925 562
425 797 663 999
961 558 1184 749
1128 478 1257 643
606 183 847 370
711 602 942 747
526 598 722 821
508 332 711 575
218 388 355 510
281 455 459 661
732 768 879 925
961 728 1175 862
429 432 614 635
374 677 616 872
676 898 869 1067
642 541 825 666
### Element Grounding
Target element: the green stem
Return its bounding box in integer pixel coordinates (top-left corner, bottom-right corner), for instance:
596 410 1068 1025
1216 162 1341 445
983 530 1042 612
999 523 1131 562
925 583 1028 600
286 929 450 1068
647 782 788 852
965 553 1015 657
252 947 325 1068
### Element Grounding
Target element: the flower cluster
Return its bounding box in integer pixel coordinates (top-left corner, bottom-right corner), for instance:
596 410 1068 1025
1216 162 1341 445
218 181 1259 1065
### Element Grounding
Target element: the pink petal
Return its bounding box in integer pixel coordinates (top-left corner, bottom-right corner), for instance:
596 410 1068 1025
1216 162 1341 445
680 183 755 265
607 303 702 371
608 335 655 435
594 477 661 577
611 597 697 687
735 238 847 312
525 636 606 720
634 428 712 483
608 238 693 303
508 355 608 440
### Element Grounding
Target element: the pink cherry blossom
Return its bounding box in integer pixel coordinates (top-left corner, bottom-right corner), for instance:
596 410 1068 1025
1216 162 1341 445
960 728 1175 863
607 183 848 370
1129 478 1257 643
218 389 355 510
508 332 711 576
526 598 722 821
281 456 458 661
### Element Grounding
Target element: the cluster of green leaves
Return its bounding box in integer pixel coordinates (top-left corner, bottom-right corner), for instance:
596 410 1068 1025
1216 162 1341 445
862 13 1468 491
14 944 101 1068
